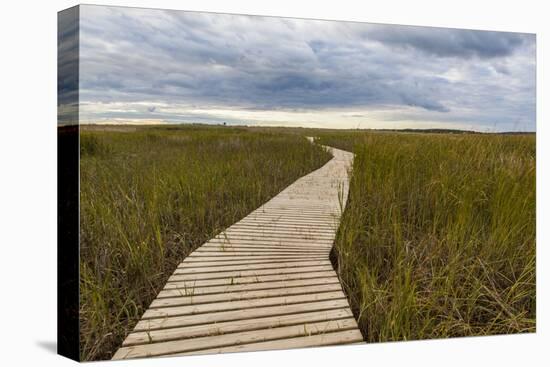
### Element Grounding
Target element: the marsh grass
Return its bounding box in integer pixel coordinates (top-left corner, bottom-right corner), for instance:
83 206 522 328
79 126 331 360
316 132 535 342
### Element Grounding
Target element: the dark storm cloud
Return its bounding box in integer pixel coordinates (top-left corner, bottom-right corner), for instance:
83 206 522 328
366 26 528 59
58 6 79 125
78 5 536 131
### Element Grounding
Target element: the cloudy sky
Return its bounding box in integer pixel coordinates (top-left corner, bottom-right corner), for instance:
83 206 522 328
75 5 536 131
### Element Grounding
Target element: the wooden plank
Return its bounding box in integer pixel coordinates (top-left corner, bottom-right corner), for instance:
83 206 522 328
175 260 331 273
134 299 351 331
258 201 339 207
193 249 329 255
142 291 345 319
258 204 340 209
257 208 339 213
239 216 337 223
234 221 337 229
168 265 334 282
243 215 337 222
177 258 330 268
229 223 336 231
234 218 333 224
163 271 336 289
226 230 336 238
202 245 332 252
248 207 337 213
123 308 353 346
218 232 335 241
211 235 334 243
227 227 336 235
231 225 336 232
113 318 358 359
206 238 333 247
213 232 334 240
251 206 338 211
157 278 341 298
197 249 329 256
215 240 333 248
182 255 327 263
257 206 339 211
188 251 329 257
248 212 337 219
205 243 333 250
242 211 337 218
176 329 364 356
151 283 344 308
220 229 335 238
199 244 330 252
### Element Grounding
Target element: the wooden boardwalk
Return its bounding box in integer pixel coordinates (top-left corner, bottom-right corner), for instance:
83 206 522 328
113 143 362 360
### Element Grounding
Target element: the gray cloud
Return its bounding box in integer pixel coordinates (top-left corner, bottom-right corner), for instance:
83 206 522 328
365 26 528 59
58 6 79 125
78 5 536 131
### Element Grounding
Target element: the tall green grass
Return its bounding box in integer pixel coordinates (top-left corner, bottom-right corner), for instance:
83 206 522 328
317 132 535 341
79 126 331 360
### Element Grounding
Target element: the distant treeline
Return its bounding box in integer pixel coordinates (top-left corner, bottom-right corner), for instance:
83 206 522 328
368 128 535 135
75 123 535 135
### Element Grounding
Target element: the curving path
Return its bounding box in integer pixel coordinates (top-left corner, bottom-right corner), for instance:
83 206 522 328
113 141 362 360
